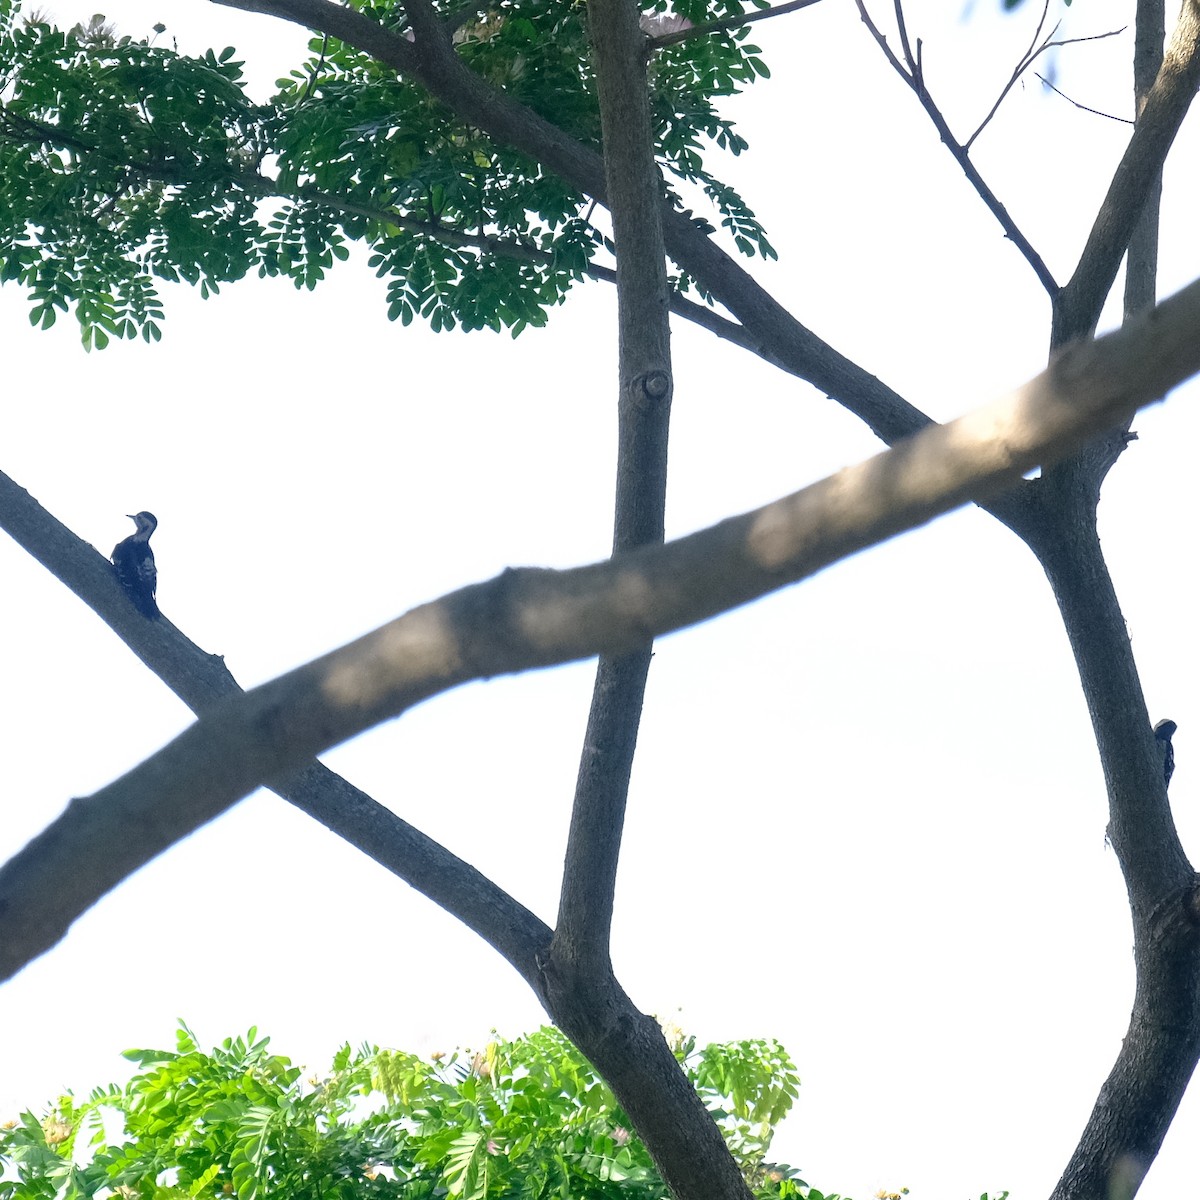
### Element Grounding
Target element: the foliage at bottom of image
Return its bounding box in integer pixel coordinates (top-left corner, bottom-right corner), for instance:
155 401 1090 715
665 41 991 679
0 1022 844 1200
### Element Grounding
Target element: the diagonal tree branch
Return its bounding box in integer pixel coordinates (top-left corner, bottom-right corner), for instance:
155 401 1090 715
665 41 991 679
1053 0 1200 345
4 273 1200 984
967 15 1128 150
966 0 1054 149
0 472 551 987
1034 73 1135 125
211 0 934 447
854 0 1059 296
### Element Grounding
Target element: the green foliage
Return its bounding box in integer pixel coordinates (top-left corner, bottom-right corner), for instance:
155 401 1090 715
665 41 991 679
0 0 775 346
0 1023 816 1200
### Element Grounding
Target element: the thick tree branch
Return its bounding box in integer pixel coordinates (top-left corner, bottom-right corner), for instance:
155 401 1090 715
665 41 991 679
554 0 672 972
211 0 934 447
1029 515 1200 1200
0 473 551 987
1053 0 1200 345
4 276 1200 982
1024 10 1190 1198
1123 0 1166 322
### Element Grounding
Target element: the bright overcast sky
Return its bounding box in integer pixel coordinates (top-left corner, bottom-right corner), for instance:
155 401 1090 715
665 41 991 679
3 1 1199 1198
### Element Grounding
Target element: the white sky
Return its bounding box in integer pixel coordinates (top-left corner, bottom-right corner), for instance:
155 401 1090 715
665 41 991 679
2 1 1199 1198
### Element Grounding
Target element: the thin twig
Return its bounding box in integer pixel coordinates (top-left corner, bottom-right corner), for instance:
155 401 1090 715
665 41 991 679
967 1 1056 149
968 24 1128 149
855 0 1058 297
648 0 823 51
892 0 918 79
1036 73 1134 124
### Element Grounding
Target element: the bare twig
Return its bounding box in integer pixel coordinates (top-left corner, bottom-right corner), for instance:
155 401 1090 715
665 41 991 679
967 19 1127 150
892 0 917 78
647 0 823 51
854 0 1058 296
1035 72 1134 124
966 5 1058 151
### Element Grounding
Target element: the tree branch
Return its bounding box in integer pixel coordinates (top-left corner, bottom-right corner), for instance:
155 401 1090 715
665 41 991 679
1030 11 1182 1195
966 0 1053 149
1123 0 1166 323
1028 515 1200 1200
553 0 673 974
1034 73 1134 125
5 273 1200 982
854 0 1059 296
0 472 551 988
1053 0 1200 345
967 14 1128 150
210 0 935 447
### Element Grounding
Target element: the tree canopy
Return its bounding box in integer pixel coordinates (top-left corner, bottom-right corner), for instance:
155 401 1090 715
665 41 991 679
0 0 772 346
3 2 1200 1200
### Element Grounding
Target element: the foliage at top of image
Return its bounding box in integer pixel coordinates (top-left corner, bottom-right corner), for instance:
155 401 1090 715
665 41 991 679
0 0 773 347
0 1023 820 1200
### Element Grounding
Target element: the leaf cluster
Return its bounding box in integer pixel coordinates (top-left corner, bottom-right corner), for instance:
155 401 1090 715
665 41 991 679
0 11 269 346
0 1023 815 1200
0 0 775 346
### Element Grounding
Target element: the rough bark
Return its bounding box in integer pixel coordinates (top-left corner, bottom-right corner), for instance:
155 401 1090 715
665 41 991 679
1028 512 1200 1200
538 4 756 1199
1002 5 1200 1197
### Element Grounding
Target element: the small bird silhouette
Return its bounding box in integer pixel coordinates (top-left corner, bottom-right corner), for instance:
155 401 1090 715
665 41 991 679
1153 718 1177 789
111 511 159 618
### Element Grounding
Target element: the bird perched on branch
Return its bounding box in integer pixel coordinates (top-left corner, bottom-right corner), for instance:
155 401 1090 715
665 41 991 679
1153 718 1177 789
111 511 159 618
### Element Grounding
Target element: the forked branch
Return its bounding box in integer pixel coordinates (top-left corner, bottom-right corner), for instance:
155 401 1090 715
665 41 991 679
967 8 1127 150
4 273 1200 983
855 0 1059 296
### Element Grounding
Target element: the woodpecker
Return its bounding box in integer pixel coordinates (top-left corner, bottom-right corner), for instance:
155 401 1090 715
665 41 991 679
1153 718 1177 789
111 511 159 618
